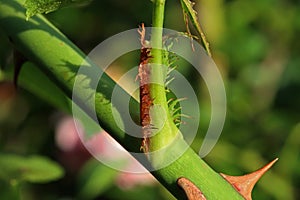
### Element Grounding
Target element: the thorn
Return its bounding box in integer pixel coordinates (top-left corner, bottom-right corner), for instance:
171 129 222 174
220 158 278 200
177 177 207 200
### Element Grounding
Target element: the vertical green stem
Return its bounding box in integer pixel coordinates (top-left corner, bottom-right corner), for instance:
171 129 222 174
150 0 167 104
151 0 165 44
147 1 244 199
148 0 180 156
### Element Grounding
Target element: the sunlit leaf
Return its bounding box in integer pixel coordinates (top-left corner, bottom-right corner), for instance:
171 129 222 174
24 0 91 19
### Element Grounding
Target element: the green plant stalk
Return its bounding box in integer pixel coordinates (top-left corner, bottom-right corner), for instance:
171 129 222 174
148 1 243 199
0 0 244 198
148 0 180 160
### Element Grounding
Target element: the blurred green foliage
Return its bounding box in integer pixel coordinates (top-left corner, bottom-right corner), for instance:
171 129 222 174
0 0 299 199
0 154 64 183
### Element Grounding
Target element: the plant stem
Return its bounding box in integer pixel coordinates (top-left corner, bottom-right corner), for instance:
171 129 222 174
0 0 244 198
148 0 180 157
150 0 167 109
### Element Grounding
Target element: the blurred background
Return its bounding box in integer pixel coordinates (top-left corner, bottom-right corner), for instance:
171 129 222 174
0 0 299 199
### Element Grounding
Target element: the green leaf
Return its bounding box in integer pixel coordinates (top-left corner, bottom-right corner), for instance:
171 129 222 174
77 159 119 199
24 0 91 20
0 154 64 183
180 0 211 56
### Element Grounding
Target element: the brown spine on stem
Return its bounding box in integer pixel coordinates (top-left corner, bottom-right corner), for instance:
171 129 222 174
138 24 152 153
220 158 278 200
177 177 207 200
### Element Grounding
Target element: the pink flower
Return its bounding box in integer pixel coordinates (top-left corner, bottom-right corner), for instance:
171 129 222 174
55 116 90 173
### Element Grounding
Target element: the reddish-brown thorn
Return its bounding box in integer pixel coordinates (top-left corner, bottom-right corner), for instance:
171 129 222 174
177 177 207 200
220 158 278 200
